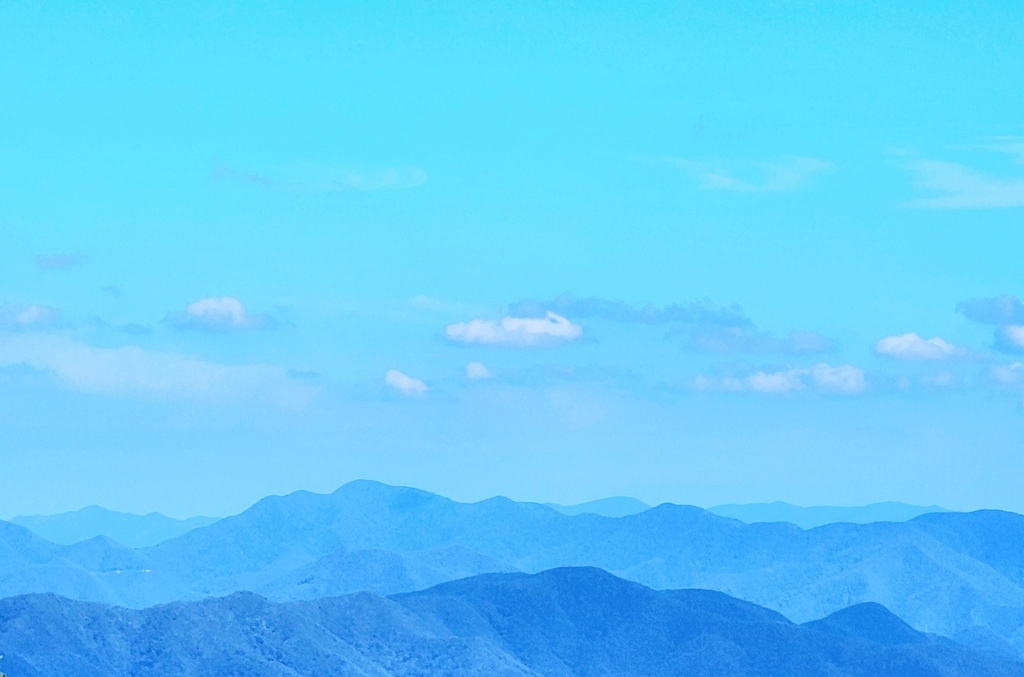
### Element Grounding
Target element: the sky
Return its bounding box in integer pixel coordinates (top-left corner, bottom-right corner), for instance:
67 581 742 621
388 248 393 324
2 0 1024 518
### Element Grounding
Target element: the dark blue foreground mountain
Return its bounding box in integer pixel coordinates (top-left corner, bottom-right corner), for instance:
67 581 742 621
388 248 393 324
2 481 1023 655
1 568 1020 677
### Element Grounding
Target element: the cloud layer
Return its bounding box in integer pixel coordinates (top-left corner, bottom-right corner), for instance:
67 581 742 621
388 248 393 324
445 312 582 347
0 334 316 409
166 297 278 332
696 363 867 394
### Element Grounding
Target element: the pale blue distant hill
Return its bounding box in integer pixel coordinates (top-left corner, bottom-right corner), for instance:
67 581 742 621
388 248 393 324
10 506 219 548
544 496 651 517
708 502 948 529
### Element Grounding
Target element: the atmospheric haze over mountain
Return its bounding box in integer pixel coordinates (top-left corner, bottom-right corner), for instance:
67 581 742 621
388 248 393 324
3 1 1024 674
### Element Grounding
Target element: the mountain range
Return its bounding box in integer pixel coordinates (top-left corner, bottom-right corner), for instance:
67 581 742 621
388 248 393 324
9 506 219 548
0 481 1021 658
8 497 945 547
1 567 1020 677
707 501 949 529
546 497 947 527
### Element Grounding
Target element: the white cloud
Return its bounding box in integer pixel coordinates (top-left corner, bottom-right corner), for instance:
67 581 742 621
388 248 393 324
0 303 61 330
811 363 867 393
0 334 317 409
906 159 1024 209
166 297 277 331
385 369 428 396
445 312 582 347
874 333 967 361
671 156 829 193
696 363 866 395
466 361 491 379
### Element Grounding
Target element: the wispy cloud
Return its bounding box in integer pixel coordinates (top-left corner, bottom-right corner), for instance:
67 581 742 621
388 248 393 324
696 363 867 394
0 303 62 331
510 294 831 355
35 253 84 270
214 163 427 192
905 141 1024 209
874 333 970 361
385 369 428 396
0 334 317 408
670 156 829 193
445 312 582 347
165 297 279 332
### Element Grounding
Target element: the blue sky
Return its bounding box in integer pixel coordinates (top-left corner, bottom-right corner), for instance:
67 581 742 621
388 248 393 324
2 0 1024 518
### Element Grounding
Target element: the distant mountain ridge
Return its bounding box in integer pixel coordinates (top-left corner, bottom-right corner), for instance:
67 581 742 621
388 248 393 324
0 480 1022 657
10 506 219 548
709 501 949 529
544 496 651 517
7 497 945 547
1 568 1020 677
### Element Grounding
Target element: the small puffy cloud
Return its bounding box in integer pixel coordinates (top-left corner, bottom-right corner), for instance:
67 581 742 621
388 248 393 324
166 297 278 332
874 333 968 361
385 369 428 396
671 156 829 193
445 312 582 347
811 363 867 393
0 303 61 331
35 253 84 269
466 361 491 379
0 334 317 409
957 295 1024 326
696 363 866 395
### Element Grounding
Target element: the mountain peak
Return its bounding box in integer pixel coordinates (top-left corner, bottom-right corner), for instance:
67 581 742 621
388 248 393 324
805 602 927 646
